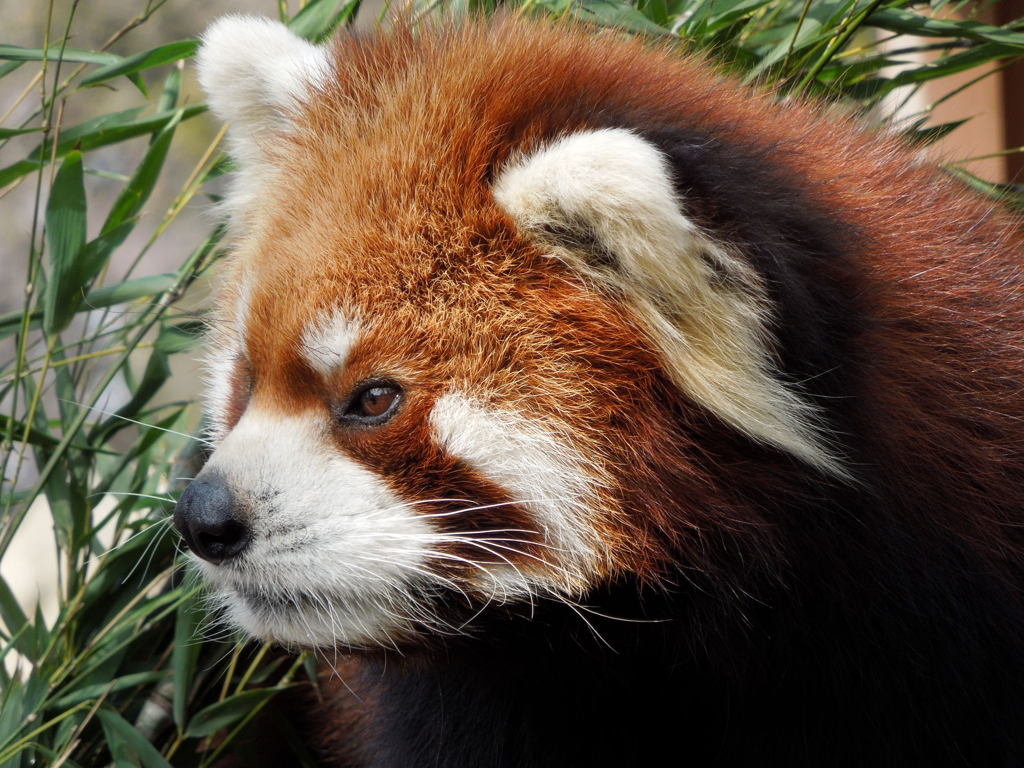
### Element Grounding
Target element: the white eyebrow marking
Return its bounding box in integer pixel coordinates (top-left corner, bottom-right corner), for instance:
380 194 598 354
301 309 363 377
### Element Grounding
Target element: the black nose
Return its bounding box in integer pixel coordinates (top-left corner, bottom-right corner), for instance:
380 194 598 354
174 477 250 564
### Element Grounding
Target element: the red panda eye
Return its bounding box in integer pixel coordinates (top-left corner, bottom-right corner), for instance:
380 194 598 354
359 387 396 417
340 382 402 425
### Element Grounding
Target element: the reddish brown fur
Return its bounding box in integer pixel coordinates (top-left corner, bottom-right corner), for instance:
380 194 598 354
203 16 1024 766
224 18 1022 585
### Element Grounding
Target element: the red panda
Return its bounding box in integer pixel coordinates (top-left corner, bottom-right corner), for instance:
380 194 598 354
173 13 1024 767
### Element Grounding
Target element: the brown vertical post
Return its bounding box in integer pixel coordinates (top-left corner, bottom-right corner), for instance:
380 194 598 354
997 0 1024 182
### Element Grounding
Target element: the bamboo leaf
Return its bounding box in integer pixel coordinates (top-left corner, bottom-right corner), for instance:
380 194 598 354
288 0 362 42
903 118 970 146
90 346 172 442
0 126 42 139
172 594 203 730
156 64 182 114
946 167 1024 211
0 575 31 660
0 106 206 188
80 220 136 276
0 273 176 339
184 687 291 738
84 273 177 308
570 0 675 35
0 45 120 66
884 42 1023 88
43 150 88 336
80 41 199 89
102 109 183 234
0 415 114 454
703 0 775 32
869 8 1024 49
48 672 166 711
97 709 173 768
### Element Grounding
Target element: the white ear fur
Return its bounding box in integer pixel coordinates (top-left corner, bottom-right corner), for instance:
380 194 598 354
197 16 333 217
198 16 332 143
494 128 843 476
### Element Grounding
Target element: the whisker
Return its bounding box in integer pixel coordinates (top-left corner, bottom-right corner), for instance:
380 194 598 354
360 555 474 609
414 497 578 519
393 548 514 604
60 398 213 447
552 597 616 653
85 517 173 566
369 530 572 555
92 491 176 505
125 519 177 585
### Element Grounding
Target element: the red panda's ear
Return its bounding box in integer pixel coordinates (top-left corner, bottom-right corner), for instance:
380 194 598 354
196 16 333 213
494 128 845 477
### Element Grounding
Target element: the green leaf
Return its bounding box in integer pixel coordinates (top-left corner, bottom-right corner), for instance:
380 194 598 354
0 415 105 454
80 41 199 90
97 709 173 768
569 0 675 36
84 273 176 309
74 527 178 645
288 0 362 42
817 56 903 83
0 625 31 683
747 16 826 77
43 463 78 555
128 72 149 97
0 673 49 756
0 273 176 339
0 575 30 659
43 150 88 336
886 42 1024 89
0 45 121 66
172 594 203 730
869 8 1024 49
72 591 185 687
124 409 185 466
946 167 1024 212
155 320 201 355
31 601 47 668
903 118 970 147
0 126 42 139
81 219 136 274
638 0 669 27
0 105 206 187
241 655 290 687
156 64 182 114
91 345 172 442
48 672 167 711
185 687 291 738
103 109 184 234
703 0 774 33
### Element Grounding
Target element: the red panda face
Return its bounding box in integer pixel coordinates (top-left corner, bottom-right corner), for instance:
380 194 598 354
192 236 638 647
188 174 669 648
179 16 843 649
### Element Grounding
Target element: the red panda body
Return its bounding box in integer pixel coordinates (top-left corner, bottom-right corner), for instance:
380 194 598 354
176 15 1024 767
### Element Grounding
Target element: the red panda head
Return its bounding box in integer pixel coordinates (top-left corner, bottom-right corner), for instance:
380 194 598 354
177 15 857 650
